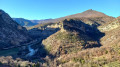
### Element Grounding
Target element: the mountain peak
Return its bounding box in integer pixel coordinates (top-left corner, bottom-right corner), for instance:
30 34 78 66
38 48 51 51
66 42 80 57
0 9 5 15
80 9 108 17
64 9 109 19
87 9 93 11
83 9 99 12
0 9 4 12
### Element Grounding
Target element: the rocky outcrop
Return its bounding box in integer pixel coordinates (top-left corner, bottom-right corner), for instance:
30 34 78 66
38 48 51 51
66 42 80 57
98 17 120 32
0 10 31 50
100 27 120 46
42 19 102 56
100 17 120 45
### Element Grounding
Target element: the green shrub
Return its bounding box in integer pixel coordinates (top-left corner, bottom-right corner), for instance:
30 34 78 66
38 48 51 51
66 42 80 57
72 57 85 64
104 61 120 67
59 59 68 64
56 32 80 43
105 50 108 54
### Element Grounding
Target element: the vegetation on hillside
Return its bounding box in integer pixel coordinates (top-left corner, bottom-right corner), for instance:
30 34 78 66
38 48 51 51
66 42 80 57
0 9 120 67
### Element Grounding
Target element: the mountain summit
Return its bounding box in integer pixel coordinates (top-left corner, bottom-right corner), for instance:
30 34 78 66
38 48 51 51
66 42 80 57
65 9 109 18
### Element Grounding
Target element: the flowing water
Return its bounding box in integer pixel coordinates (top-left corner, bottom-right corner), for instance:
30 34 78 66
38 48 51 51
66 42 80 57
26 45 37 57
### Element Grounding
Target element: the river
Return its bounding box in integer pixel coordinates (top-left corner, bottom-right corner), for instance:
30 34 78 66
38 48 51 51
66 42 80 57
26 45 38 57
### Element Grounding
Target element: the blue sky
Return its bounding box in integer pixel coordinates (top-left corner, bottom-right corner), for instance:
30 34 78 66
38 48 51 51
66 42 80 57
0 0 120 20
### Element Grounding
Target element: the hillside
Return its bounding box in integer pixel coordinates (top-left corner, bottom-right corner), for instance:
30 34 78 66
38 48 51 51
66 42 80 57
26 9 115 57
27 9 120 67
40 18 120 67
0 10 31 50
42 19 103 57
99 17 120 45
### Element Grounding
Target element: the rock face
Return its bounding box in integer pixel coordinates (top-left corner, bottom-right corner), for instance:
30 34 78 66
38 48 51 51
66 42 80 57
98 17 120 32
100 17 120 45
27 22 60 39
0 10 31 49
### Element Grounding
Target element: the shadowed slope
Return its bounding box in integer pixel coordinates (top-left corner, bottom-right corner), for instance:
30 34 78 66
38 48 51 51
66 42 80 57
0 10 31 50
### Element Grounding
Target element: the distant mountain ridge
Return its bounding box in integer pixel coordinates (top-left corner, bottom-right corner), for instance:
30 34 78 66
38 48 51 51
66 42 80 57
13 18 38 27
13 18 54 27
